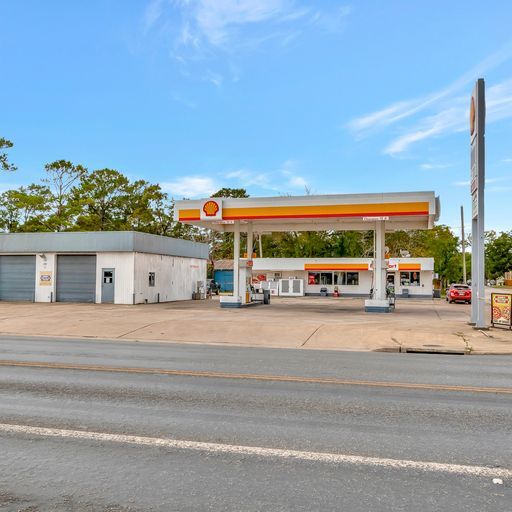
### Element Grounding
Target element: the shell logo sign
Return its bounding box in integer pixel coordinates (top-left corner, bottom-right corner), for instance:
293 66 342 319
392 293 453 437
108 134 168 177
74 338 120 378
203 200 219 216
200 199 223 220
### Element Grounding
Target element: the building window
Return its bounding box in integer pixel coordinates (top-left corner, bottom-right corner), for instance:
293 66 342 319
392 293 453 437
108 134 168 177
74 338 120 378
308 272 333 285
149 272 156 287
400 272 420 286
320 272 332 285
346 272 359 286
334 272 346 285
308 272 320 285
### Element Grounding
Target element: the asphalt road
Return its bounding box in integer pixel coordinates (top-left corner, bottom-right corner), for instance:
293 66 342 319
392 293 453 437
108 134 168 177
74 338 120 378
0 336 511 511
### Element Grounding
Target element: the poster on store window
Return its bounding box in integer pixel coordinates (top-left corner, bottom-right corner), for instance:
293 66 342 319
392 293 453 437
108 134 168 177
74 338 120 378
491 293 512 328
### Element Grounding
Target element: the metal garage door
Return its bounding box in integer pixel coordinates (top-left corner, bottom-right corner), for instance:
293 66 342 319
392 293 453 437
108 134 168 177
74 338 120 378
56 255 97 303
0 255 36 301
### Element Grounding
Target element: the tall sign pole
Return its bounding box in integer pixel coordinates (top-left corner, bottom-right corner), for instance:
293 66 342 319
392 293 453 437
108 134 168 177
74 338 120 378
470 79 486 328
461 205 466 284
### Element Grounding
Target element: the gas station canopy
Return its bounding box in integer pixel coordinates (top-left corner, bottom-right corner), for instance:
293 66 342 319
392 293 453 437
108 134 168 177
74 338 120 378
174 191 440 312
174 191 440 232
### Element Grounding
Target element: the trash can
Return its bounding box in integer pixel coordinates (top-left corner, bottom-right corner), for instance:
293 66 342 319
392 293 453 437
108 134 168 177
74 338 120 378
263 289 271 304
433 289 441 298
320 287 328 297
402 288 409 298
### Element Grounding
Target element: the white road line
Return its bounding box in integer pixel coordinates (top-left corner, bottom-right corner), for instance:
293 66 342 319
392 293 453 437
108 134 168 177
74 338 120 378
1 423 510 479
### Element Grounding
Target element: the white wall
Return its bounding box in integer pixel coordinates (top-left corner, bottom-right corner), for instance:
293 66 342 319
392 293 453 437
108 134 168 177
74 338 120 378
393 270 433 296
133 252 207 304
96 252 135 304
35 253 56 302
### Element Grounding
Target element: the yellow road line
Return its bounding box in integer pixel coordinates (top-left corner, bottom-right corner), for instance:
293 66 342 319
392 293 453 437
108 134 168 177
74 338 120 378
1 359 511 394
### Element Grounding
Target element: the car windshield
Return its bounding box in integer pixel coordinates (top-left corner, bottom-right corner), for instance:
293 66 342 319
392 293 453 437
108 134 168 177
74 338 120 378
453 285 469 290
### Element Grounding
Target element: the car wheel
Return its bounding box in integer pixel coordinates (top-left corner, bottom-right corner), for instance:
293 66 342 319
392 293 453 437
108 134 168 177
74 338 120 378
468 300 471 304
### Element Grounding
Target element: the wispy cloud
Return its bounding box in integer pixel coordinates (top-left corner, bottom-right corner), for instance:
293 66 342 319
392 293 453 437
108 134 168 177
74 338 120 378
185 0 305 47
203 70 224 87
453 177 510 187
488 185 512 193
420 163 451 170
383 77 512 156
226 160 309 193
347 42 512 157
161 176 217 198
160 160 309 198
347 43 512 139
144 1 351 82
502 158 512 163
143 0 165 33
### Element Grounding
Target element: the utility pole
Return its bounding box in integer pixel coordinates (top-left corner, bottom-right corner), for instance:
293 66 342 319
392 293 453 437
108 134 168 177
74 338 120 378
461 206 467 284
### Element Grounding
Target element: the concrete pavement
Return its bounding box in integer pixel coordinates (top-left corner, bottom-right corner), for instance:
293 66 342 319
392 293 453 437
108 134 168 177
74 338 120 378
0 295 511 354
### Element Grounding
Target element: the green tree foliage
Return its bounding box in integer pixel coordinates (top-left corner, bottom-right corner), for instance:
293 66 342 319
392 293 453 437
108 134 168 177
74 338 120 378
72 169 170 233
387 226 463 285
0 137 17 172
485 230 512 278
211 188 249 199
43 160 87 231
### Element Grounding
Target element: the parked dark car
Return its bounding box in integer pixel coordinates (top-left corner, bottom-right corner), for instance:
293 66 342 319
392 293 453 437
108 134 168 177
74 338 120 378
446 284 471 304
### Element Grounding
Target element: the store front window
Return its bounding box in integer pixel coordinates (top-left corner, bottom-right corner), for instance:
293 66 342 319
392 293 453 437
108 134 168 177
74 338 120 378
334 272 345 285
346 272 359 286
309 271 359 286
400 271 420 286
308 272 333 285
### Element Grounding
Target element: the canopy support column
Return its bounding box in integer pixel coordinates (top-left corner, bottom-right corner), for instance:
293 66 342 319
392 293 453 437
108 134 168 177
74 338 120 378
233 220 240 301
365 220 390 313
220 221 243 308
246 223 253 259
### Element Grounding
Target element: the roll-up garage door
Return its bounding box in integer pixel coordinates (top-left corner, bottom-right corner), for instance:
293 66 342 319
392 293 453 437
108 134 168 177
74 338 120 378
56 255 97 303
0 255 36 301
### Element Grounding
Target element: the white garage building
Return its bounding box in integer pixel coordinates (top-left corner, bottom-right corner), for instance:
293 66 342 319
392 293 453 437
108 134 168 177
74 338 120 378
0 231 208 304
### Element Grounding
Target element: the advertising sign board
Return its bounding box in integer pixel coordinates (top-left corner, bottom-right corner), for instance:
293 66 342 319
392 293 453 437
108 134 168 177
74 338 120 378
39 271 52 286
491 293 512 329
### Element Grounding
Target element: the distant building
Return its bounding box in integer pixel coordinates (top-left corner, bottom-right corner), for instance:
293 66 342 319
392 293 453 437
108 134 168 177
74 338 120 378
214 257 434 298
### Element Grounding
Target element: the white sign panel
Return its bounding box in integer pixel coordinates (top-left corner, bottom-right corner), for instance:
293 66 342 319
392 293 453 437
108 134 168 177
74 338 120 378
200 199 223 221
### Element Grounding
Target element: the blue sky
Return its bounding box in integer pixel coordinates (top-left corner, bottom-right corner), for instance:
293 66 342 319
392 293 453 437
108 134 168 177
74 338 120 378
1 1 512 232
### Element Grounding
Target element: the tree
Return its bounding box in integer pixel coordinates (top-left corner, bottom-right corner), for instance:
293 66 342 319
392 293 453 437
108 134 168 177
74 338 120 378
0 185 51 232
43 160 87 231
386 225 462 285
485 230 512 278
0 190 21 232
0 137 17 172
73 169 130 231
211 188 249 199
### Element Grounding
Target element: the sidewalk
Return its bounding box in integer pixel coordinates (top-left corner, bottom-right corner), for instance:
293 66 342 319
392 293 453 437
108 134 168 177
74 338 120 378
0 297 511 354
